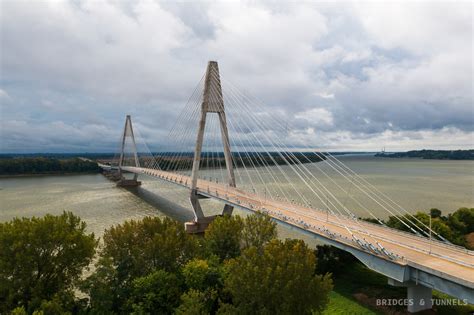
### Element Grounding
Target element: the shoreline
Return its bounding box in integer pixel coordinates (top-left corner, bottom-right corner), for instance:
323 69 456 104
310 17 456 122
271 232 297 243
0 171 101 179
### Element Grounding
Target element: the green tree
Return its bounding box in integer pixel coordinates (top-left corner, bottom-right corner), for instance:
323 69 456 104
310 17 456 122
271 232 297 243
0 212 96 313
430 208 442 218
448 207 474 235
0 157 99 175
386 212 453 240
83 216 198 313
205 215 243 261
182 257 222 291
127 269 182 315
224 239 333 315
241 213 277 250
175 289 217 315
102 216 198 276
180 257 223 314
10 307 28 315
80 257 116 314
35 296 71 315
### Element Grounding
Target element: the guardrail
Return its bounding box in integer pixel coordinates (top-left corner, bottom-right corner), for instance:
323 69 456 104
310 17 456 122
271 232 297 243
122 167 472 268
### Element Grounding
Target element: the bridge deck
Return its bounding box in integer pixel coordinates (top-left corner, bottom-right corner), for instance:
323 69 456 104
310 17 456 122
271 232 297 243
119 166 474 289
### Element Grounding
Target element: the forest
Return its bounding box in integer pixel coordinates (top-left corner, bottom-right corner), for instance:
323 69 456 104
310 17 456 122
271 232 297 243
375 149 474 160
0 158 100 175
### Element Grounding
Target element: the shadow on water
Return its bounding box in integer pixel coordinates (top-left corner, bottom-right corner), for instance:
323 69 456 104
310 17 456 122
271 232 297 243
124 186 195 223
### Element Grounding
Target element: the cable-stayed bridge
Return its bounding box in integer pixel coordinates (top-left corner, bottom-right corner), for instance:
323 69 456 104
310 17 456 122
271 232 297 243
99 61 473 313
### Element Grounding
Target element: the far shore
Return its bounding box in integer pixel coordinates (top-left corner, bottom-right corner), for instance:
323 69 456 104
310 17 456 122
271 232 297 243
0 171 101 179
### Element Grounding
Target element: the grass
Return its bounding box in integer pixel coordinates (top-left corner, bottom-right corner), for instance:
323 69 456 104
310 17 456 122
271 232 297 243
324 262 474 314
323 291 380 315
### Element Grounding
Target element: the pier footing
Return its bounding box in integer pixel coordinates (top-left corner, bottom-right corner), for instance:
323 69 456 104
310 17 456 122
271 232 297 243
117 179 142 187
185 216 218 234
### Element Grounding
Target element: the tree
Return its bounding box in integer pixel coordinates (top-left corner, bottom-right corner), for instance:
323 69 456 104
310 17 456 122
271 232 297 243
83 216 198 313
181 257 223 314
175 289 217 315
0 157 100 175
80 257 117 314
205 215 243 261
448 208 474 235
224 239 333 315
315 245 357 276
127 269 182 315
241 213 277 250
430 208 442 219
386 212 453 240
0 212 97 313
102 216 198 276
182 257 222 291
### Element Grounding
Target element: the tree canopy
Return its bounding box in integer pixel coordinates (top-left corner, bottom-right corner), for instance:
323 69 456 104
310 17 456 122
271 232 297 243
0 212 96 313
0 157 100 175
365 207 474 249
1 212 333 314
224 239 333 315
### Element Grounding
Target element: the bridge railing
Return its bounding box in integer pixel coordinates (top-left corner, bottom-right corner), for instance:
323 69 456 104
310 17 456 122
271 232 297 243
205 188 407 263
126 167 473 267
359 217 474 255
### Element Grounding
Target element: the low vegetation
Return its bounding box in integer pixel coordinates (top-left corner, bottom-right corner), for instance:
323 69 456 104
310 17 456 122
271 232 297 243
0 158 100 175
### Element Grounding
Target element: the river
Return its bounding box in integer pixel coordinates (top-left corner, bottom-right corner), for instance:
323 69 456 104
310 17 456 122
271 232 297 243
1 156 473 238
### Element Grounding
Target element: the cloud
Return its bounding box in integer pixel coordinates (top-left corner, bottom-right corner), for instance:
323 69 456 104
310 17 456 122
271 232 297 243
295 108 334 127
0 89 10 100
0 0 472 152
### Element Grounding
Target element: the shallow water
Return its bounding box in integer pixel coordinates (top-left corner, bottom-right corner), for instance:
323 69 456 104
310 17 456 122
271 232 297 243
1 156 472 240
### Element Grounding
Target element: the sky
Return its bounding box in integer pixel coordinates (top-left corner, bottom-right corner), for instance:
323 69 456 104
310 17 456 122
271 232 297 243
0 0 473 153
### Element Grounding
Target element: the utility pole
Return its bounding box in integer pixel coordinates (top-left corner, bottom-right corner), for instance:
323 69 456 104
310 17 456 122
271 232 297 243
326 194 329 222
429 214 432 254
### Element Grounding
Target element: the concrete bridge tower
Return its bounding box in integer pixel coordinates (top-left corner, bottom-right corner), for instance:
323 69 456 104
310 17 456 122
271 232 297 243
117 115 141 187
186 61 236 233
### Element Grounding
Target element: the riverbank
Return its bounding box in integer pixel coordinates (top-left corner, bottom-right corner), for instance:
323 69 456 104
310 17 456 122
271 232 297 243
0 157 100 176
0 171 101 178
376 149 474 160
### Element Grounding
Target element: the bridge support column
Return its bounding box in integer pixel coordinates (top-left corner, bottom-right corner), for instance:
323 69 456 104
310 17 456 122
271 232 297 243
117 115 141 187
388 279 432 313
407 284 432 313
186 61 236 234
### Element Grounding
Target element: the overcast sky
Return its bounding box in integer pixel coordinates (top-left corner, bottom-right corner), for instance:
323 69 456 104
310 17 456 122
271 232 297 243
0 0 472 153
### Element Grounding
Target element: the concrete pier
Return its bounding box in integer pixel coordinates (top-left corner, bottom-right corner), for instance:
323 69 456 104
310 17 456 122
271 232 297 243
184 215 218 234
407 284 432 313
117 179 141 187
388 279 433 313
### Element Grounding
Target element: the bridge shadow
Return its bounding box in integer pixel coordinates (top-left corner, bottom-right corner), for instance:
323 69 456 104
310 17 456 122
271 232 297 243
124 186 195 223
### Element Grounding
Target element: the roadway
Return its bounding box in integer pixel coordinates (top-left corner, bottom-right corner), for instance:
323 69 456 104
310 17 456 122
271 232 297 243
116 165 474 292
